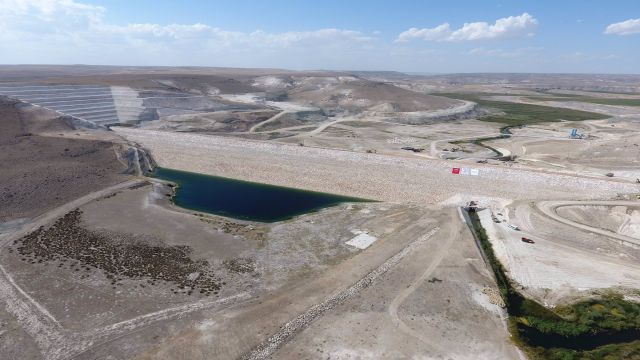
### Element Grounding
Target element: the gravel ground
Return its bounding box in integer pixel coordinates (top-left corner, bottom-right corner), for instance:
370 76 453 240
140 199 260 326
480 204 640 305
114 128 638 205
242 228 439 360
556 204 640 239
271 208 520 360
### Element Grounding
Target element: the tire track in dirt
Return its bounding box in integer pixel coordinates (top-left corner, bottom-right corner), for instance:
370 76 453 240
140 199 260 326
241 227 440 360
0 179 145 359
537 200 640 246
387 220 457 353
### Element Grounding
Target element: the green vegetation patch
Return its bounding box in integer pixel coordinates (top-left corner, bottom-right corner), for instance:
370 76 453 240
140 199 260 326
527 95 640 107
436 93 609 126
555 296 640 333
450 134 509 158
467 211 640 359
533 340 640 360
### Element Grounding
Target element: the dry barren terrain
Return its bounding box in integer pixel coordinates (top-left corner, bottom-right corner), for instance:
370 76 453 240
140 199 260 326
2 66 640 360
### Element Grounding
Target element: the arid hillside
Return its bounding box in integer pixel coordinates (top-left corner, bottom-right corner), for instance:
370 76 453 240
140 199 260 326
0 98 127 221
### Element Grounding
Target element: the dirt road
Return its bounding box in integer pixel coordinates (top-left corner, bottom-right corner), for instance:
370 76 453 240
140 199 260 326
536 200 640 246
0 178 257 359
271 208 519 360
481 204 640 303
387 221 455 352
242 227 440 359
0 179 144 359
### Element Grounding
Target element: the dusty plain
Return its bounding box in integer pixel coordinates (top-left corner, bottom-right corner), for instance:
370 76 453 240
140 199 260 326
1 66 640 359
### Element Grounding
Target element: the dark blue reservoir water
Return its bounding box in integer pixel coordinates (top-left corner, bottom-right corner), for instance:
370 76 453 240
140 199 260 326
153 167 367 222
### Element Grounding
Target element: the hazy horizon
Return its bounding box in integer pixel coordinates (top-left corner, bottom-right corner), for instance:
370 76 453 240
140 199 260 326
1 0 639 74
1 64 640 76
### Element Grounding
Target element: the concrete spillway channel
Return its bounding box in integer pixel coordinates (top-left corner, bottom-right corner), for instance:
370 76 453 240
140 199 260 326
0 84 145 126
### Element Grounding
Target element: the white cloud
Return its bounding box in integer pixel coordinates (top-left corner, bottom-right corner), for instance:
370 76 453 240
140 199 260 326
396 13 538 42
396 24 452 42
95 22 372 46
605 18 640 35
0 0 373 57
0 0 103 21
559 52 623 62
0 1 633 73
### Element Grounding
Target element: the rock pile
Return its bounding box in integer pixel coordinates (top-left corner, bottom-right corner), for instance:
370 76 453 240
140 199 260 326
483 286 506 307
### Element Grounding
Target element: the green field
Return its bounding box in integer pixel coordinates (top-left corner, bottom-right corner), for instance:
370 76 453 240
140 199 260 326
436 93 609 126
534 341 640 360
527 95 640 107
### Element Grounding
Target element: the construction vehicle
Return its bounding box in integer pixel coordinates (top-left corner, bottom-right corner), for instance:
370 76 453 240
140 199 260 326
401 146 424 153
465 200 479 212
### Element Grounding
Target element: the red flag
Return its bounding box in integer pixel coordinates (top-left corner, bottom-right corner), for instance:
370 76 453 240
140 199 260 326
452 167 460 174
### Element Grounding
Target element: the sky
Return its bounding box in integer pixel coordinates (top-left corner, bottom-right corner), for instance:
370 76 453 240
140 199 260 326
0 0 639 73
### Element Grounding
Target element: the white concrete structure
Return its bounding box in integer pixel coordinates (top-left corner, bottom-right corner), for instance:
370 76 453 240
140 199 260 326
346 232 378 249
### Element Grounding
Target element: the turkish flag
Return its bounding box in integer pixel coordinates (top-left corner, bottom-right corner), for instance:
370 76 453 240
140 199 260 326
452 167 460 174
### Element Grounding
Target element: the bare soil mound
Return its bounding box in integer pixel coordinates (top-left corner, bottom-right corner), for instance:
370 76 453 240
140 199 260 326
556 205 640 239
143 109 279 133
283 76 460 112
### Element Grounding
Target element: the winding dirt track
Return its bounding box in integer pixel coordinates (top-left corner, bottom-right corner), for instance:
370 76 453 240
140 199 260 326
0 179 144 245
536 200 640 246
241 227 440 360
0 179 145 359
0 178 250 360
387 218 456 352
249 110 289 133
